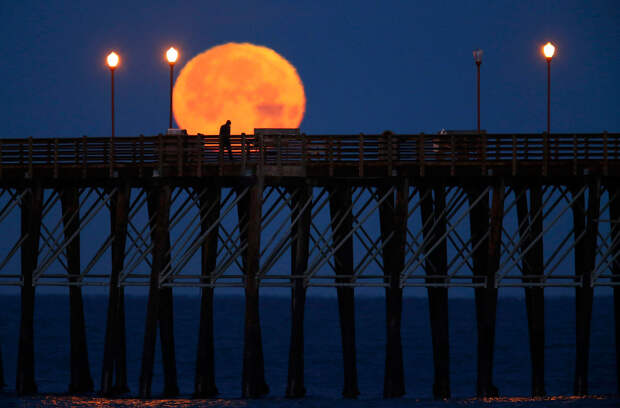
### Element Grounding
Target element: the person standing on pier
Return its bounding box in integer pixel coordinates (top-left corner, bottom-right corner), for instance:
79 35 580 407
219 120 233 160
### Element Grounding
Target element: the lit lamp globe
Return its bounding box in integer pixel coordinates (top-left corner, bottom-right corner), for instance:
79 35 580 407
543 42 555 60
107 52 120 69
166 47 178 65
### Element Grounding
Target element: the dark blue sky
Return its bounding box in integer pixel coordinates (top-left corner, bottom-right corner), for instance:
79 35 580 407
1 0 618 138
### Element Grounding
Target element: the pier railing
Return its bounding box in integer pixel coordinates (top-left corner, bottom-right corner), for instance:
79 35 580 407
0 133 618 177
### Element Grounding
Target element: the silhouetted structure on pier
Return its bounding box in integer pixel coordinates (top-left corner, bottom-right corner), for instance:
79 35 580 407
0 132 619 399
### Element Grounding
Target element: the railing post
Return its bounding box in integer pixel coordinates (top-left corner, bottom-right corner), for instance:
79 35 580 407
109 137 115 177
450 134 455 176
573 133 578 176
177 134 183 177
241 133 247 172
28 136 33 179
387 132 393 176
195 134 202 177
358 133 364 177
54 138 59 179
277 134 282 174
543 131 549 177
139 134 144 178
82 136 87 179
302 134 309 168
74 140 79 167
419 133 425 177
603 131 609 176
158 134 164 177
512 134 517 176
259 134 265 173
328 136 334 177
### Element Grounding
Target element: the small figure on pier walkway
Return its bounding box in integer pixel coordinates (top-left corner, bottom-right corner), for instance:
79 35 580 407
219 120 233 160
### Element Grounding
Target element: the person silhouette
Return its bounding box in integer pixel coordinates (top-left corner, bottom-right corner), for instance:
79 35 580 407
219 120 233 160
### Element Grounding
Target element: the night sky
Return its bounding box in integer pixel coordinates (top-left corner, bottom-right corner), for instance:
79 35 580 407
2 0 618 138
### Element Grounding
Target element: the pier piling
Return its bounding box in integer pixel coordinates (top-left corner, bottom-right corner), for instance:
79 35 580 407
516 185 546 396
329 186 360 398
571 181 600 395
420 185 451 399
379 180 408 398
194 187 220 397
469 182 503 398
17 185 42 395
286 186 311 398
140 185 179 397
61 187 94 393
239 179 269 398
102 185 130 395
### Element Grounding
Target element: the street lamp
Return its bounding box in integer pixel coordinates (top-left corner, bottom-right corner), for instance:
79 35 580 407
166 47 179 129
473 49 483 133
542 42 555 135
106 51 120 138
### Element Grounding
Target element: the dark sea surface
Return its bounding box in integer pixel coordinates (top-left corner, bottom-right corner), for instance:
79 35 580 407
0 293 618 407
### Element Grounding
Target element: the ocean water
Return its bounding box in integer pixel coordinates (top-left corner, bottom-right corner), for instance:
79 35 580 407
0 293 618 407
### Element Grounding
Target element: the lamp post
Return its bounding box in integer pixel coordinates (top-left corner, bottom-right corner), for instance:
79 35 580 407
543 42 555 135
106 52 120 138
166 47 179 129
473 49 483 133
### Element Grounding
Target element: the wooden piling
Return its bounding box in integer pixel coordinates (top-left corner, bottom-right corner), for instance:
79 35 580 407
60 187 94 393
159 285 179 396
238 179 270 398
102 184 130 395
328 186 360 398
610 186 620 394
115 286 128 392
140 185 178 397
194 187 220 397
420 185 450 399
17 184 43 395
379 180 408 398
516 185 545 396
468 182 502 398
571 181 600 395
286 186 311 398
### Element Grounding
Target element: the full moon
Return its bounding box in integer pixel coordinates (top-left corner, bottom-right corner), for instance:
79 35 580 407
172 42 306 135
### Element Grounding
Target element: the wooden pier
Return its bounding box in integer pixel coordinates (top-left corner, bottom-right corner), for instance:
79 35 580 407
0 132 618 398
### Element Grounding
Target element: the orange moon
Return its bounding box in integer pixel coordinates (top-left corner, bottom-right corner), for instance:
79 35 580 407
172 43 306 135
